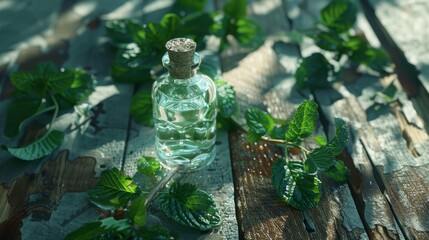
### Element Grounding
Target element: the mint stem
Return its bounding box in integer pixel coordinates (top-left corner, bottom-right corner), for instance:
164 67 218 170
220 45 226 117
144 166 180 208
49 93 60 130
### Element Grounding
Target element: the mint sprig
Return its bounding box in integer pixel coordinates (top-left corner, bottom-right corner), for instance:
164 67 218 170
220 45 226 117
244 100 349 210
294 0 393 90
66 159 221 238
3 62 95 160
88 168 141 210
158 182 222 231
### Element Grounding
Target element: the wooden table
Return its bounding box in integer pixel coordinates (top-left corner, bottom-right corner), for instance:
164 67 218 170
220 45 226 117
1 0 429 239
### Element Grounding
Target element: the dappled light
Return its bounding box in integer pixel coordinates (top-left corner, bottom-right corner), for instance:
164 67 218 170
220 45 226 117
1 0 429 239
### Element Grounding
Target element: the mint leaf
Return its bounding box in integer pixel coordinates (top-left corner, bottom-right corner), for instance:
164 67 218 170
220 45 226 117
245 108 274 136
46 71 74 95
234 18 264 49
215 78 238 118
64 217 131 240
88 168 141 210
223 0 246 19
137 224 175 239
313 31 344 52
130 91 153 126
181 12 214 47
4 94 43 138
305 146 335 174
58 69 96 106
110 43 153 83
269 125 289 140
10 62 60 95
371 82 398 104
158 182 222 231
362 48 393 75
3 130 64 161
272 159 321 210
172 0 207 13
313 135 327 146
137 157 161 177
105 19 145 45
159 13 181 37
328 118 349 155
321 0 357 33
285 99 318 144
246 130 262 142
295 53 333 89
128 196 146 227
323 160 349 182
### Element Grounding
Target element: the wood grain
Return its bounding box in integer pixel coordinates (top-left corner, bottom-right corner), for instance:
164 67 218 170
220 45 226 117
0 151 98 239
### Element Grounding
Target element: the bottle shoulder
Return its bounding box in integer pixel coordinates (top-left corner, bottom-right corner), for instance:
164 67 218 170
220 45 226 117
152 73 216 100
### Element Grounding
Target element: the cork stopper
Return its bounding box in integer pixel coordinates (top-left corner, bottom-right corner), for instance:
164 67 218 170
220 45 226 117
165 38 197 79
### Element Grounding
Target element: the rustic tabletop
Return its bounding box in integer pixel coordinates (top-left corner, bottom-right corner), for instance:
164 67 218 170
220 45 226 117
1 0 429 239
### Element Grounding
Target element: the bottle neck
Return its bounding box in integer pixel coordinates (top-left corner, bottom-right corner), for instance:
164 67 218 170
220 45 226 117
169 67 196 79
162 52 200 80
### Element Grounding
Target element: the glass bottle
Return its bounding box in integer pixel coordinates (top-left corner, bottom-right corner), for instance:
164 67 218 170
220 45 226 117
152 38 217 170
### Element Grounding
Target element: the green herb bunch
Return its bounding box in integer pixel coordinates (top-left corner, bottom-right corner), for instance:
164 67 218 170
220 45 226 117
2 62 95 160
65 157 221 239
295 0 393 89
105 0 264 84
244 100 349 210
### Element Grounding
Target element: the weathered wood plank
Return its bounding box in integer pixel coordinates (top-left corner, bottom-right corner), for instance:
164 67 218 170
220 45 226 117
221 0 367 238
359 0 429 131
0 0 141 239
317 75 429 239
283 1 423 238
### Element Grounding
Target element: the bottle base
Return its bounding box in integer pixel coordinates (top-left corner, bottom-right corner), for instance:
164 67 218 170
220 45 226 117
157 149 216 171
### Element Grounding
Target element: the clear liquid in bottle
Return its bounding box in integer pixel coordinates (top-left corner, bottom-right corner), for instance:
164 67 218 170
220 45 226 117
152 38 217 170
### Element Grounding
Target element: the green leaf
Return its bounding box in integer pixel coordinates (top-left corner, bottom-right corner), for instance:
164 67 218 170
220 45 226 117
58 69 96 107
371 82 398 104
10 71 44 94
158 182 222 231
323 159 349 182
362 48 393 75
223 0 247 19
295 53 333 89
313 135 327 146
245 108 275 136
285 99 318 144
10 62 62 95
272 159 321 210
269 125 289 140
305 146 335 174
328 118 349 155
3 130 64 161
159 13 181 36
105 19 146 45
321 0 357 33
46 71 74 95
110 43 153 83
313 31 344 52
181 12 214 48
128 196 147 227
246 130 262 142
215 78 238 118
88 168 141 210
234 18 264 49
4 94 43 138
199 60 221 80
64 217 131 240
137 157 161 177
130 91 153 126
172 0 207 13
137 224 176 239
